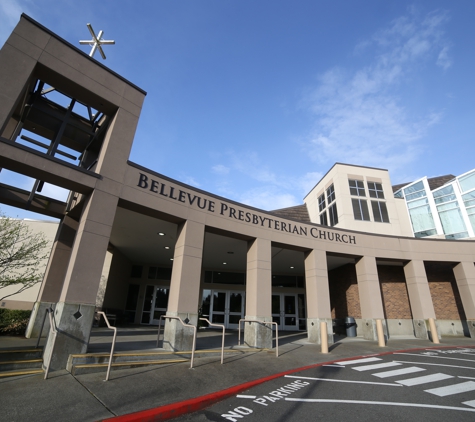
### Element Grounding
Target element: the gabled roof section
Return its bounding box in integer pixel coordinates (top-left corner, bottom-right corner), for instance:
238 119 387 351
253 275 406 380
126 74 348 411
269 204 310 223
392 174 456 193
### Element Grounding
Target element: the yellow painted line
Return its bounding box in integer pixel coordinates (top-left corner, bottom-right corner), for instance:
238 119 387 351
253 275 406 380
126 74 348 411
0 369 43 378
74 359 188 368
70 348 261 358
0 359 42 365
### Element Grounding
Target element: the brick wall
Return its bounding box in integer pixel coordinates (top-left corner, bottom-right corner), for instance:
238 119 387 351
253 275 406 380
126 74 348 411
377 265 412 319
328 261 465 321
425 262 465 320
328 264 361 319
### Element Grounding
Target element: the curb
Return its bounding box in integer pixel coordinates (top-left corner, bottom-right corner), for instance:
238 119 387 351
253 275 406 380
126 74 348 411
99 344 475 422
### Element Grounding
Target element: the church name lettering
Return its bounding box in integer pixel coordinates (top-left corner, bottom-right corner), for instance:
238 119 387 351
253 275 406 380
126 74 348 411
137 173 356 244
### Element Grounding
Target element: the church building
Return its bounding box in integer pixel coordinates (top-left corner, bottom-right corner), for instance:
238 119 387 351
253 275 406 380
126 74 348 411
1 15 474 371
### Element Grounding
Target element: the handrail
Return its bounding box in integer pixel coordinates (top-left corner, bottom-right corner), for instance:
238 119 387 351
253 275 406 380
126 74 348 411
199 318 225 364
43 307 57 379
158 315 197 369
96 311 118 381
238 319 279 357
36 303 54 349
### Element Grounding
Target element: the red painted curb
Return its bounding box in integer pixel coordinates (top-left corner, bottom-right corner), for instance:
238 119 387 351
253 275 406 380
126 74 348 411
99 345 475 422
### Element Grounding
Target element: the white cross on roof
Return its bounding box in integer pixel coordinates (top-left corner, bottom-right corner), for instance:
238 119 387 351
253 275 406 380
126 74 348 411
79 23 115 59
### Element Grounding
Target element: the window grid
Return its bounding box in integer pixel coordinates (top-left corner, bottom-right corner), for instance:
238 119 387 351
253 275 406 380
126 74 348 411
349 180 366 197
320 211 328 226
351 198 370 221
326 184 335 204
318 193 326 212
328 203 338 226
368 182 385 199
371 201 389 223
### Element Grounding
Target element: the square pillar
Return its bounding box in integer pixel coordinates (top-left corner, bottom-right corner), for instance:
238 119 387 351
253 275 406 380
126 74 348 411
404 260 436 340
356 256 386 340
163 220 204 351
453 261 475 338
244 238 272 349
42 190 118 370
304 249 333 344
26 216 78 338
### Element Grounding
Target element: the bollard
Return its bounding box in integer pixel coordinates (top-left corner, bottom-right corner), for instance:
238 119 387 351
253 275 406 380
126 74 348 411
376 319 386 347
428 318 440 344
320 321 329 353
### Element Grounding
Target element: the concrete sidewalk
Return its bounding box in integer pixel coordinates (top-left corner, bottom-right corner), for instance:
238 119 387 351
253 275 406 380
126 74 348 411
1 328 474 422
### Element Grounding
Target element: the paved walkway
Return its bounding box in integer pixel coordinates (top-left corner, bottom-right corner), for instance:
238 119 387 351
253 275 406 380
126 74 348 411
1 327 474 422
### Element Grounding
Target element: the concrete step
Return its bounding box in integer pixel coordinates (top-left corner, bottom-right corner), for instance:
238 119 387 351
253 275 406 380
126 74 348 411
0 348 43 361
71 358 189 375
0 368 44 378
0 358 43 371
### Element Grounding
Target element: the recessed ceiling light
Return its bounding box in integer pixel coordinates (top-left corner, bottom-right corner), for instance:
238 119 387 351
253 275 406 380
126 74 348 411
223 262 227 265
290 266 294 269
158 232 165 236
164 246 170 249
170 258 174 261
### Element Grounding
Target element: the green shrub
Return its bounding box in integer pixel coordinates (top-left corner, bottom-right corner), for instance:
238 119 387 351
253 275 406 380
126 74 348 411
0 309 31 335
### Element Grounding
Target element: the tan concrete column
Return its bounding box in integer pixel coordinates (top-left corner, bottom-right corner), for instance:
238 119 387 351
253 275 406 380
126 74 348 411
304 249 333 344
244 237 272 349
25 216 78 338
0 19 39 137
163 220 204 351
404 260 436 340
355 256 385 340
453 261 475 338
42 189 118 370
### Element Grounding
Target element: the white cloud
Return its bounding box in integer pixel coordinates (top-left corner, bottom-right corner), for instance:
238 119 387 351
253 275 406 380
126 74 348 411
212 164 230 175
306 8 450 172
238 187 298 211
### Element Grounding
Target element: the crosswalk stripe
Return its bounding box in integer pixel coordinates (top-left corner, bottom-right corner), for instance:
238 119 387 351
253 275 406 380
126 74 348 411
425 381 475 397
353 362 401 372
336 357 382 366
396 373 454 386
462 400 475 408
372 366 426 378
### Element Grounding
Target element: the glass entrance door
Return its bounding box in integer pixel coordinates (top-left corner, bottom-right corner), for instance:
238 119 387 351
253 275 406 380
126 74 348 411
150 286 169 325
272 294 299 330
209 290 244 329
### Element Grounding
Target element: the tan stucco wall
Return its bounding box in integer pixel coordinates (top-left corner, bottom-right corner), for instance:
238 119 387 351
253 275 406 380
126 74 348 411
0 219 58 310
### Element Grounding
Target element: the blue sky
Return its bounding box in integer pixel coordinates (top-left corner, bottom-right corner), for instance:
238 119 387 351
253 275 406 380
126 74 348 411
1 0 474 219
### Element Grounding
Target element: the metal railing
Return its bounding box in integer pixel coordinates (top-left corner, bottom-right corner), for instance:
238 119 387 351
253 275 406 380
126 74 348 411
36 303 55 349
95 311 118 381
199 318 226 364
43 307 57 379
238 319 279 357
157 315 197 368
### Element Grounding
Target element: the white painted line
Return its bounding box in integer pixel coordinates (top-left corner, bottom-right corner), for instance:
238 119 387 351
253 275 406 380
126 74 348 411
322 364 344 367
425 381 475 397
396 373 454 386
352 362 401 372
394 360 475 371
372 366 426 378
459 376 475 380
284 398 475 413
462 400 475 408
395 353 475 363
236 395 256 399
336 357 381 366
284 375 402 387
